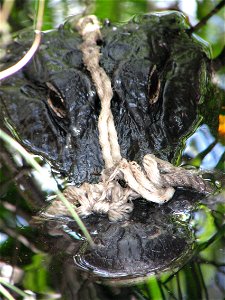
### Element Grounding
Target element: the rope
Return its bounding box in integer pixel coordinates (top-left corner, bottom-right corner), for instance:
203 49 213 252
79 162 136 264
46 16 213 222
77 15 121 168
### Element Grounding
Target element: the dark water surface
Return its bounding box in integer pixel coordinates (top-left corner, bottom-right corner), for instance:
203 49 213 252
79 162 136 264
0 1 224 299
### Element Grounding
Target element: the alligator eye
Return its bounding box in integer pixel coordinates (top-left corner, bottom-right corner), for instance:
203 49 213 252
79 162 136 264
46 82 67 118
148 65 161 105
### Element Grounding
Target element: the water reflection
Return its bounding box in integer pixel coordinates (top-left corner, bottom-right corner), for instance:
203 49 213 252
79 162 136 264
36 188 224 288
38 190 196 282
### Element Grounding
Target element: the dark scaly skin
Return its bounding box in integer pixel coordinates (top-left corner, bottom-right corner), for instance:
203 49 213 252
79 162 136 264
0 12 213 185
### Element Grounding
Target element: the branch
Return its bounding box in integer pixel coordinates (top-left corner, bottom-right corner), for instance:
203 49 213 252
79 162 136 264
189 0 225 33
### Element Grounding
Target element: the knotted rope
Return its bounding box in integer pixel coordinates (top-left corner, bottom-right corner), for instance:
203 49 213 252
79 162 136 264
46 16 212 222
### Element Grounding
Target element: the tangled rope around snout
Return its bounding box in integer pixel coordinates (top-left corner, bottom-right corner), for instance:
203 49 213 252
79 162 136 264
47 153 212 221
46 15 212 222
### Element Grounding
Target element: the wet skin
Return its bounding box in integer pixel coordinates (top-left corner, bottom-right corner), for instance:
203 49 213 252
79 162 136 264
0 12 214 185
39 189 199 282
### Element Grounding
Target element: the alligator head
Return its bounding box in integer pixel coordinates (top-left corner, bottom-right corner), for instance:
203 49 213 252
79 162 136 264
0 12 212 185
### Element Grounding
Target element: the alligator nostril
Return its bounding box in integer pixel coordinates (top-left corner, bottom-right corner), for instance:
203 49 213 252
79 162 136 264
96 38 104 47
148 65 161 105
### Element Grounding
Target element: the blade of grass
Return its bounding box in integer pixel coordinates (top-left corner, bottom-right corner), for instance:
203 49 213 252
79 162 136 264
175 273 183 300
0 283 15 300
0 278 29 299
0 129 94 246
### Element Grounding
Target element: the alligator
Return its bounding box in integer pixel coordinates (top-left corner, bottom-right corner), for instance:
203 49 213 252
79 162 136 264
0 11 222 282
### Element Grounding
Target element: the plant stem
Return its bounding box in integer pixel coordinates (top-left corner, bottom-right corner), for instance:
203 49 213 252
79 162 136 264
0 0 45 80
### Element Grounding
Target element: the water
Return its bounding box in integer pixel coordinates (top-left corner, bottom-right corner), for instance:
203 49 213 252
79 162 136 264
0 0 224 299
